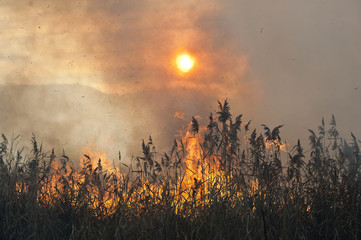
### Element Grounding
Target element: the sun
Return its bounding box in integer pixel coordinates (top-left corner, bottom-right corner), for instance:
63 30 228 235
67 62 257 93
176 53 195 73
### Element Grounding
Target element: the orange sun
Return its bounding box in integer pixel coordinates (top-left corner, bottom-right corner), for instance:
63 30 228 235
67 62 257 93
176 53 195 73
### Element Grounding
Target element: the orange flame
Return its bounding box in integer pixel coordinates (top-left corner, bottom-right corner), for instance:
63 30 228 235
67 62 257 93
81 145 115 171
173 110 186 120
265 140 288 153
15 120 269 217
15 146 125 217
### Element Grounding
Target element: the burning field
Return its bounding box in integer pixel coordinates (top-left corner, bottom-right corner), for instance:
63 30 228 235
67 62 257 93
0 100 361 239
1 0 361 239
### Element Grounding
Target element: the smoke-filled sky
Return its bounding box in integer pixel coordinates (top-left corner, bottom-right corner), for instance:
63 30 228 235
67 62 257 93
0 0 360 161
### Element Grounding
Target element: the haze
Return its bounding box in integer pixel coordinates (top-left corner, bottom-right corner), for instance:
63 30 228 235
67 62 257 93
0 0 360 162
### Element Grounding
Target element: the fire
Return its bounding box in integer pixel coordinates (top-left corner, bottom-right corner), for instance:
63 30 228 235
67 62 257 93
176 53 195 73
14 119 271 217
173 110 185 120
176 124 229 204
265 140 288 153
179 128 205 198
15 146 125 217
81 145 114 171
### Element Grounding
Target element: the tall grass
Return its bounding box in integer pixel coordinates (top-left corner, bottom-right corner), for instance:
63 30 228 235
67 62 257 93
0 100 360 240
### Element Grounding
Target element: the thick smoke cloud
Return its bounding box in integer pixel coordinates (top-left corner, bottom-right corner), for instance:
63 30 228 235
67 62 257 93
0 0 360 162
0 0 259 161
221 0 361 139
0 0 255 93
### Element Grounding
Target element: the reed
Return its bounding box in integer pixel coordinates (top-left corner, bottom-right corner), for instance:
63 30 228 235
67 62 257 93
0 101 360 239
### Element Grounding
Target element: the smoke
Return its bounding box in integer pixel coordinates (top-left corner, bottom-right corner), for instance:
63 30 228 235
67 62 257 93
220 0 361 140
0 0 360 162
0 0 260 162
1 0 255 92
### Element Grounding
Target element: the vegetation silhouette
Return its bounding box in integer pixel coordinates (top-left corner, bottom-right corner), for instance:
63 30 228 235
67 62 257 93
0 100 360 239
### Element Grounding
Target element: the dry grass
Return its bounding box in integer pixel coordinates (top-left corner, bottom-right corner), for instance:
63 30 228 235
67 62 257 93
0 101 360 240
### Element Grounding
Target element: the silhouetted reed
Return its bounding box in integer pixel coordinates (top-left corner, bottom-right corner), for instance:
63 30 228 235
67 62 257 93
0 100 360 239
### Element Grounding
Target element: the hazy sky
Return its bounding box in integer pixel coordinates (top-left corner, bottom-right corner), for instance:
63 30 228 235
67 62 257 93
0 0 360 161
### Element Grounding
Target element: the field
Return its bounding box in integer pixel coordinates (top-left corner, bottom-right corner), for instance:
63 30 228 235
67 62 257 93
0 100 360 240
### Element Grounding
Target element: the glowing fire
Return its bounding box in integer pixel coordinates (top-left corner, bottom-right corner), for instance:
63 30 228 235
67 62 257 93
265 140 288 153
175 124 231 204
81 145 114 171
15 120 277 217
15 146 125 217
16 123 241 216
176 53 195 73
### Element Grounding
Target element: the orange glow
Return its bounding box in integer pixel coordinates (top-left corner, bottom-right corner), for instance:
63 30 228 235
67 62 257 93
265 140 288 153
15 146 124 217
81 145 114 171
175 124 231 204
176 53 195 73
15 122 265 217
174 110 185 120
